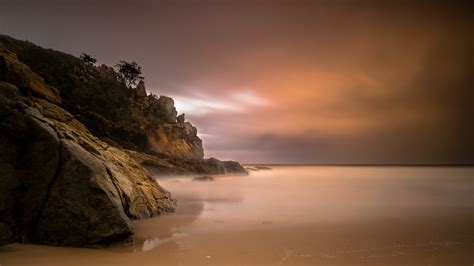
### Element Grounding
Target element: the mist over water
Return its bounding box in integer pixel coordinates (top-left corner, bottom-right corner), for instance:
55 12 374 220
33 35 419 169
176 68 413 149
132 166 473 264
156 166 472 225
1 166 473 265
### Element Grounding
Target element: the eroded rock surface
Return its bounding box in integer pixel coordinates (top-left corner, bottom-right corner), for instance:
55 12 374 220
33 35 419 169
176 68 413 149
0 83 175 247
0 35 247 248
145 122 203 160
0 47 61 104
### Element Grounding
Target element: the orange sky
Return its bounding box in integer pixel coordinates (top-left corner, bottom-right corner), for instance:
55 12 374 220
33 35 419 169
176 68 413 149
1 0 472 163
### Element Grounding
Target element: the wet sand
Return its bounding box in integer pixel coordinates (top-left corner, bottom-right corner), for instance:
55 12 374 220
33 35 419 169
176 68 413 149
1 166 473 265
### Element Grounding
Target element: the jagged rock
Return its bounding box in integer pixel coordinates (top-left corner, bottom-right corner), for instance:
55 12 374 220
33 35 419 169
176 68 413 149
0 34 244 169
177 113 185 123
155 95 177 123
0 82 176 247
1 35 206 161
135 80 147 99
0 35 249 249
146 122 204 160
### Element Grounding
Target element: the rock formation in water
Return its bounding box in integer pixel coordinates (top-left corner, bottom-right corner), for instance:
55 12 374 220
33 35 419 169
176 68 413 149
0 35 246 247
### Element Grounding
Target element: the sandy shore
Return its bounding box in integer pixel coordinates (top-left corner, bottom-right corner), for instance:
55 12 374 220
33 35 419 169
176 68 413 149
1 166 472 265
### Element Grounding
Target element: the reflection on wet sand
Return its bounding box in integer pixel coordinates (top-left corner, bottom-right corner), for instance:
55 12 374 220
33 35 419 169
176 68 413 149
0 166 472 265
133 199 204 251
141 232 187 252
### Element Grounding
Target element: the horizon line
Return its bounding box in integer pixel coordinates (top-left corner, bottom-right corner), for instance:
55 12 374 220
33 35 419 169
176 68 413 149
242 163 474 167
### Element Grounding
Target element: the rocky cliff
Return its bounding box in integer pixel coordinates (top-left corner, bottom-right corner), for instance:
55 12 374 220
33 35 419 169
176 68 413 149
0 35 246 247
0 35 204 160
129 88 204 159
0 81 176 247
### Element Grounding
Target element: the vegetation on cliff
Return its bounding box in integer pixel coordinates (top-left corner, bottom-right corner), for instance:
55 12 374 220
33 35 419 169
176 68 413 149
0 34 203 158
0 35 245 247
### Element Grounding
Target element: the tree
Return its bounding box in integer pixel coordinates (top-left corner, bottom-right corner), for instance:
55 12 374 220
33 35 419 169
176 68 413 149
115 61 144 88
80 53 97 65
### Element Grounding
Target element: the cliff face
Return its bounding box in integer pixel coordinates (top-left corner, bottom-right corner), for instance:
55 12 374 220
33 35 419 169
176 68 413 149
0 35 246 247
0 35 203 160
0 81 176 247
0 47 61 104
129 89 204 159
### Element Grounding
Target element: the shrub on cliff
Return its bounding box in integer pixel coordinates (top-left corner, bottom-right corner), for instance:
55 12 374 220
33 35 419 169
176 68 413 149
0 35 133 123
115 60 144 88
80 53 97 65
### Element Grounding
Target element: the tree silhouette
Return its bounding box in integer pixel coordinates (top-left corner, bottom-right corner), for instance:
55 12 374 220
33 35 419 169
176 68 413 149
80 53 97 65
115 61 144 87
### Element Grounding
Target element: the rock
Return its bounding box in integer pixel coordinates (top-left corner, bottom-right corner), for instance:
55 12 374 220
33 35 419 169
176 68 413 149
192 176 215 181
245 166 271 171
177 113 185 123
222 160 248 173
128 151 247 175
129 152 247 176
0 47 61 104
0 80 20 99
0 35 248 248
1 35 206 163
146 122 204 160
0 83 175 247
255 166 272 170
204 158 247 174
135 80 147 98
155 95 177 123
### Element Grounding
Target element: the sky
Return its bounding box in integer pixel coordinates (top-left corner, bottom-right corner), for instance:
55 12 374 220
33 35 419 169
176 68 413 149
1 0 472 164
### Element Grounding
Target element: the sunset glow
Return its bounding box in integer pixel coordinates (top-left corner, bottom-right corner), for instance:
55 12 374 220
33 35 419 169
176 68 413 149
1 1 472 264
1 0 471 164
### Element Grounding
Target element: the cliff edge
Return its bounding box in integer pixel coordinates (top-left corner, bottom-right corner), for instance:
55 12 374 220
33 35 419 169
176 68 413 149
0 35 245 247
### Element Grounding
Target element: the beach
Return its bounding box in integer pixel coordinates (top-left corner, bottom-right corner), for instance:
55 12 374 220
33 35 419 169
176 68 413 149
1 166 472 265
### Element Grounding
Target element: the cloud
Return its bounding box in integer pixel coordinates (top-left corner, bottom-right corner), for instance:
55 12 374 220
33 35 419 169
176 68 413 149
1 0 472 163
232 91 271 106
174 94 245 115
173 89 270 116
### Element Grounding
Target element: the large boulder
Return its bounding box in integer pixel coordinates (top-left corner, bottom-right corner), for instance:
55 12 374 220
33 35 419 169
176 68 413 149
0 82 175 247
